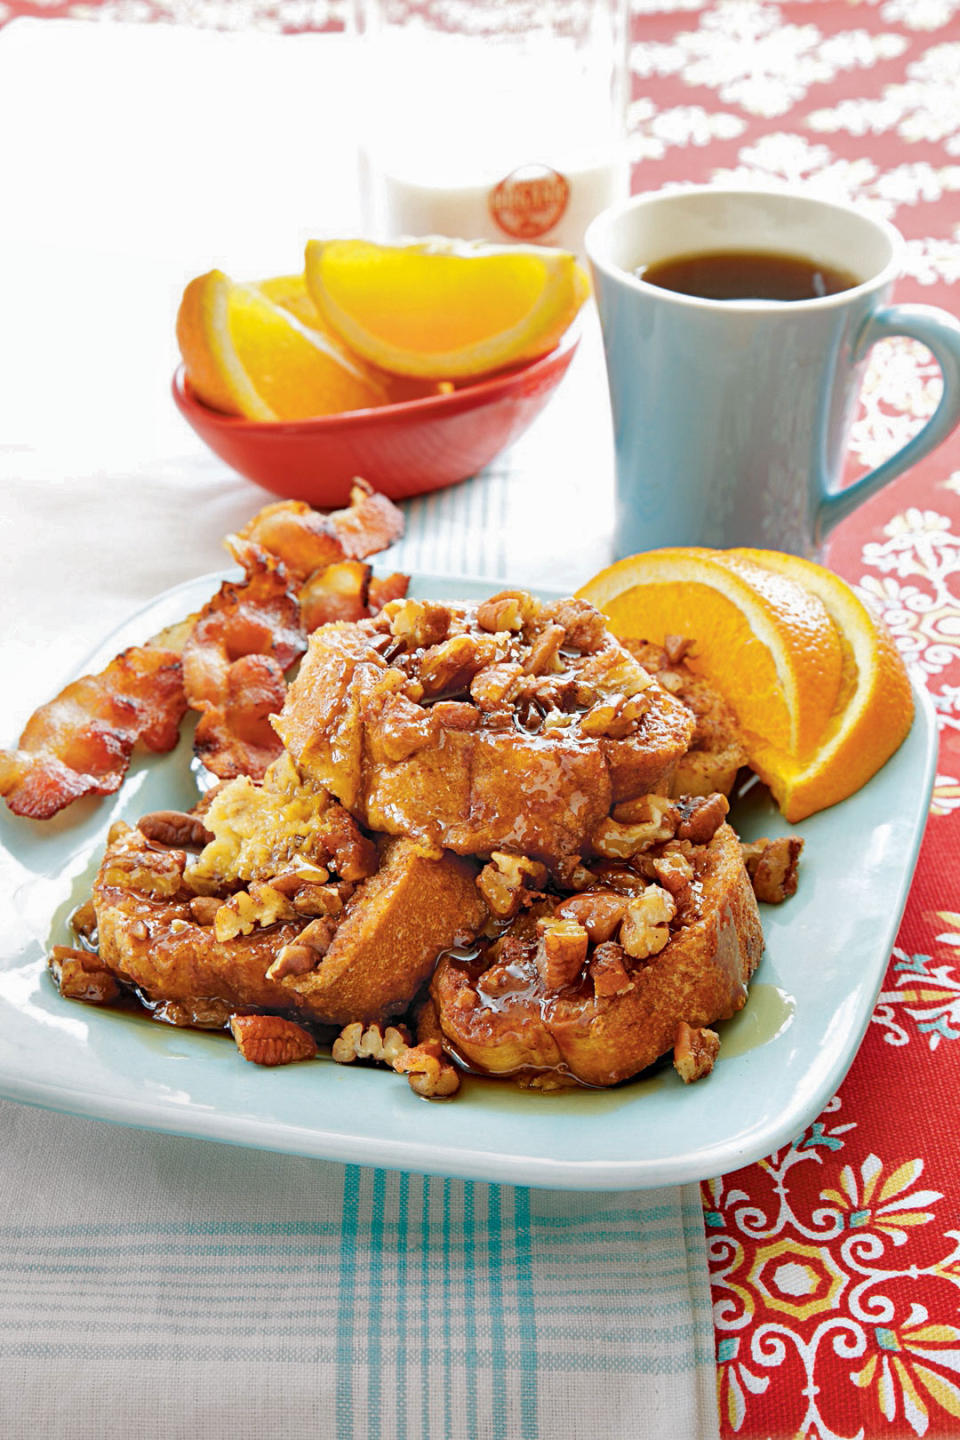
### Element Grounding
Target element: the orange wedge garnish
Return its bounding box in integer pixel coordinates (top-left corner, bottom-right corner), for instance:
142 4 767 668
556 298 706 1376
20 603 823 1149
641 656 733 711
578 548 844 759
721 550 914 821
176 269 390 421
579 547 913 821
304 237 589 379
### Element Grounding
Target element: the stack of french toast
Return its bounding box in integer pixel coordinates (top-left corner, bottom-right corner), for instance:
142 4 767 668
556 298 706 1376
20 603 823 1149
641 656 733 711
54 589 801 1099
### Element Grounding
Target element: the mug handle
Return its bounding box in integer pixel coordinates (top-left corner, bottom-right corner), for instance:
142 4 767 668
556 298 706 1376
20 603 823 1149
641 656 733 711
818 304 960 540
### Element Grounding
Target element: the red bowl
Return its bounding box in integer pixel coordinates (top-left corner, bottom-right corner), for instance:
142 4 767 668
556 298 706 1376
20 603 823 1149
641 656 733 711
171 326 580 506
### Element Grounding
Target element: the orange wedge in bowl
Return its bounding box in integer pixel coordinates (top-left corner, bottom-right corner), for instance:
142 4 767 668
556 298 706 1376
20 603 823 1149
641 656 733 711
578 548 844 758
721 550 914 821
176 269 389 421
256 273 454 404
304 237 590 380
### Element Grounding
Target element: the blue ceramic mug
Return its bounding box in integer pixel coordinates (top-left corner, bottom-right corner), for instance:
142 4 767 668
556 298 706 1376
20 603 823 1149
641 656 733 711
585 186 960 556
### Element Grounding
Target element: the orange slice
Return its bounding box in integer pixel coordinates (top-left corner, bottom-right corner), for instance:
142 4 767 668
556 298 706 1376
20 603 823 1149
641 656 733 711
577 548 844 759
258 273 454 404
176 269 389 421
723 550 914 821
303 237 589 379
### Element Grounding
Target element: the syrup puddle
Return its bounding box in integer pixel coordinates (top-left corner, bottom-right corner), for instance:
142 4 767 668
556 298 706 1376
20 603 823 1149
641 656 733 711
717 983 795 1059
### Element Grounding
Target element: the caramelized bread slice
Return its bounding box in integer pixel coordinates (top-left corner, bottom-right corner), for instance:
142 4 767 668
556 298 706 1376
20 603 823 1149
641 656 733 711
91 822 485 1028
623 638 747 798
432 820 764 1089
275 592 695 871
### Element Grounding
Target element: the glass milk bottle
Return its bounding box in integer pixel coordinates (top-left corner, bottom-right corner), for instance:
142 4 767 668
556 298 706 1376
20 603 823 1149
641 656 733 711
353 0 628 257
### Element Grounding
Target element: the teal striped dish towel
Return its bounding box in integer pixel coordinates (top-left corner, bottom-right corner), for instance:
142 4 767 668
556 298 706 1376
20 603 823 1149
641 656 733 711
0 1102 719 1439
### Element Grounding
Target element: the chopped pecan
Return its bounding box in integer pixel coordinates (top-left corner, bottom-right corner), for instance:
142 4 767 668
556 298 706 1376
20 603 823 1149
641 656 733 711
332 1021 412 1066
555 892 628 944
541 598 607 653
535 917 589 990
592 796 677 859
673 1022 720 1084
101 827 186 897
590 940 635 998
619 886 676 960
189 895 222 926
230 1014 318 1065
649 849 695 896
477 851 548 920
266 915 339 980
523 623 566 676
214 883 296 942
663 634 693 666
655 671 684 694
475 590 537 633
470 661 524 710
432 701 481 732
70 898 98 943
137 810 214 850
156 997 234 1029
384 598 451 649
418 634 490 697
394 1039 461 1098
741 836 803 903
580 690 650 739
291 882 345 918
48 947 121 1005
675 792 729 844
378 692 437 762
331 1022 458 1098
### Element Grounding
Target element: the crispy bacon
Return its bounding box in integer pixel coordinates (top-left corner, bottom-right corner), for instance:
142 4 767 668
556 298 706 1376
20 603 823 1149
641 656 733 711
182 545 305 781
368 572 410 615
0 646 187 819
235 479 405 584
2 485 407 820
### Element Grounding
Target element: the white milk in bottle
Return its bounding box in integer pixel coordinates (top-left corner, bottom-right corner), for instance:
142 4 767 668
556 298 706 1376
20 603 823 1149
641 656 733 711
355 5 628 256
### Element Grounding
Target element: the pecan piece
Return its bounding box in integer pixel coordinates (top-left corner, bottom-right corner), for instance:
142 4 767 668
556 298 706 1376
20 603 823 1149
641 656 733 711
230 1014 318 1066
475 590 537 634
619 886 676 960
663 634 693 665
523 623 566 676
673 1022 720 1084
137 810 214 850
649 849 694 896
555 892 628 944
332 1023 459 1099
48 947 121 1005
590 940 635 998
266 915 339 980
215 883 296 942
470 661 523 710
741 836 803 903
384 598 451 649
535 917 589 990
189 895 222 926
675 792 729 844
592 796 677 859
477 851 548 920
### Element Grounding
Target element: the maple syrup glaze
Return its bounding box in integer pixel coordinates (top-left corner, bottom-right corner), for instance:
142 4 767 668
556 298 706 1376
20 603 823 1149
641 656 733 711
636 249 861 302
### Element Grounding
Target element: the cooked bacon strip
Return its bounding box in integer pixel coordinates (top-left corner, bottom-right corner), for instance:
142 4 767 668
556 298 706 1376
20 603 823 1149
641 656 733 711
368 572 410 615
0 646 186 819
2 486 406 820
182 544 305 781
235 479 405 584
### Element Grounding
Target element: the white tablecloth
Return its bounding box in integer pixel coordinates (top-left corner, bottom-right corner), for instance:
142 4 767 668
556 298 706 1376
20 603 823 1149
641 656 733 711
0 20 719 1438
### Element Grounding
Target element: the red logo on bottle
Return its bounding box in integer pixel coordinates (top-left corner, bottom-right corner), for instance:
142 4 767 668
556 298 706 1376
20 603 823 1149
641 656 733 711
489 164 570 240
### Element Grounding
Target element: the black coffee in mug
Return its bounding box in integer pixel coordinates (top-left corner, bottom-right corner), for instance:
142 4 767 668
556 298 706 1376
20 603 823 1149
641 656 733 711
635 248 861 302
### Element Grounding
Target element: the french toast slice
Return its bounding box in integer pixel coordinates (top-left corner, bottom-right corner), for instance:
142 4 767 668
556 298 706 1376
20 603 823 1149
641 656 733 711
275 592 695 872
431 812 764 1089
90 821 485 1029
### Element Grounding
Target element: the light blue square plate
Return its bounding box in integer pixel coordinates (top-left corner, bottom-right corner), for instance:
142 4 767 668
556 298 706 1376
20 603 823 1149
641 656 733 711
0 572 938 1190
